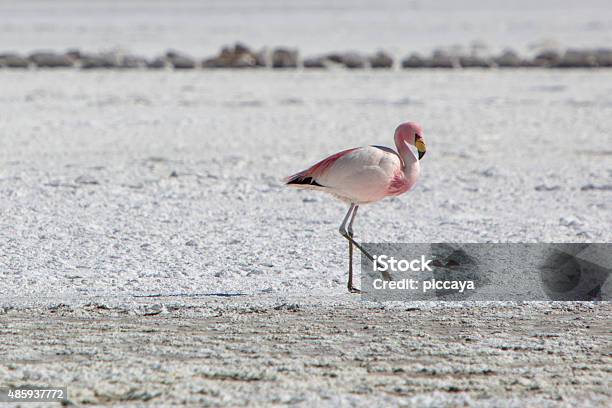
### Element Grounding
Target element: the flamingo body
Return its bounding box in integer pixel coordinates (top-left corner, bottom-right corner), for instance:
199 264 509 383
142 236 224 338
286 122 426 204
286 145 419 204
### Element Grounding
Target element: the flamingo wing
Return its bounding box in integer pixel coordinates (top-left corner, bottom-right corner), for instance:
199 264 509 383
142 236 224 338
286 146 403 203
285 148 357 187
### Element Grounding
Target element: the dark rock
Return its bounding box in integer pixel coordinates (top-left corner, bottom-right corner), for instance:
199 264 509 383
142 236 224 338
271 48 298 68
580 184 612 191
458 54 493 68
341 52 366 69
119 55 146 69
401 53 427 68
0 53 29 68
218 45 257 67
325 53 344 64
303 56 328 68
274 303 300 311
556 49 597 68
165 50 182 59
146 57 166 69
533 49 561 67
123 390 161 402
429 50 458 68
519 58 537 68
170 56 195 69
323 52 366 69
202 54 255 68
80 53 120 69
594 48 612 67
29 51 73 68
229 53 257 68
202 43 264 68
65 49 81 61
369 51 393 68
166 50 196 69
494 49 522 67
201 56 224 68
75 175 99 185
535 184 561 192
234 42 251 55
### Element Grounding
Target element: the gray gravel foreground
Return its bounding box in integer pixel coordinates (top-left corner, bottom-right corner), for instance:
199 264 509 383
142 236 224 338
1 300 610 407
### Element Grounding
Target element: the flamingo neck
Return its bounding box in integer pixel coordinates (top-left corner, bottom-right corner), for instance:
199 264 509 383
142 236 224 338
394 133 418 171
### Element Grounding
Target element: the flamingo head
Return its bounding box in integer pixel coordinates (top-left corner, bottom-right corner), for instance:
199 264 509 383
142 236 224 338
395 122 427 160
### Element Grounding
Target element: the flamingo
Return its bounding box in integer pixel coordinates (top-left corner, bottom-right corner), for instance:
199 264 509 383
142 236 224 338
285 122 427 292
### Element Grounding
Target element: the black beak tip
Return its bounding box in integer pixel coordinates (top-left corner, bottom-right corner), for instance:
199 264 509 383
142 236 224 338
418 150 426 160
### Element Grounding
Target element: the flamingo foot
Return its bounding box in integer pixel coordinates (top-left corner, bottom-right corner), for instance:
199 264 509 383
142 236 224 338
348 285 363 294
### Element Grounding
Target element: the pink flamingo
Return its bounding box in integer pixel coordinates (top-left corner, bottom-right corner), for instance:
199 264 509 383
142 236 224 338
285 122 427 292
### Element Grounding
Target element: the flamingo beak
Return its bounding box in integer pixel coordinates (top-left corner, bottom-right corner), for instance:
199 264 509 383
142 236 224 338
415 137 427 160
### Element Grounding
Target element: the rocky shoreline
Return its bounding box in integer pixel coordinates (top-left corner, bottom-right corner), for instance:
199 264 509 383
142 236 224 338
2 43 612 70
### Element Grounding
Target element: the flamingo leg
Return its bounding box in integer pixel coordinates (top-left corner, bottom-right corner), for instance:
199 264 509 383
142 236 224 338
347 205 359 293
347 237 357 292
339 204 372 260
339 204 391 292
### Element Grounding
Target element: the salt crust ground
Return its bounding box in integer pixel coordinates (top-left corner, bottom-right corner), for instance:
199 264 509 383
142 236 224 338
0 70 610 304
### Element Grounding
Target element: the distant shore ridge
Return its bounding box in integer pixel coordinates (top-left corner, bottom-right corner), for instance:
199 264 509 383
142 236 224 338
2 43 612 70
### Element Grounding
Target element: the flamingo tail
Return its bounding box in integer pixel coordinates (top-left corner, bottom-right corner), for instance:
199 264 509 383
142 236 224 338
284 170 325 189
284 147 357 190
